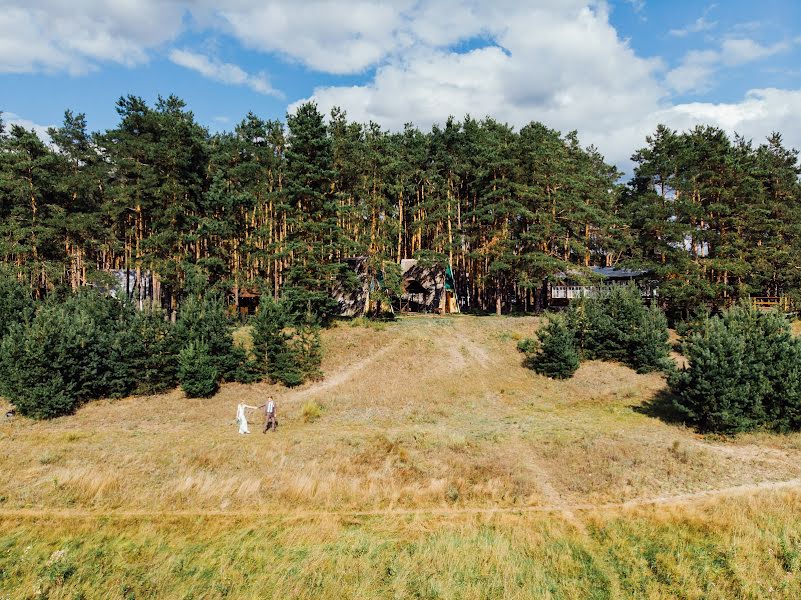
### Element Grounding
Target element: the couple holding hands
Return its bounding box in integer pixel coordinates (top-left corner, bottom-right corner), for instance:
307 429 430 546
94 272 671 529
236 396 277 434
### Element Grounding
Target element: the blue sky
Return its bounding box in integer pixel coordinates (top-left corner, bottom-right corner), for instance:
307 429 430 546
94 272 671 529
2 1 800 166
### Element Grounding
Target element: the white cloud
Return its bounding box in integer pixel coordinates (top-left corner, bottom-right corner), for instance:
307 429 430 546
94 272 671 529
653 88 801 153
218 1 415 75
665 36 796 95
169 49 282 97
669 16 717 37
286 3 801 170
3 0 801 174
1 112 53 142
0 1 185 74
291 1 665 165
669 4 718 37
720 38 789 65
665 50 719 94
625 0 646 13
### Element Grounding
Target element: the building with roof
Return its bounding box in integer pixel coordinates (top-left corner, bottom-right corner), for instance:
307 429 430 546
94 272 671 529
546 266 657 307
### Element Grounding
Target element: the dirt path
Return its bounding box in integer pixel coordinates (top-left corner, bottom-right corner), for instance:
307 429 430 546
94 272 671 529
452 329 492 368
3 477 800 521
289 339 402 401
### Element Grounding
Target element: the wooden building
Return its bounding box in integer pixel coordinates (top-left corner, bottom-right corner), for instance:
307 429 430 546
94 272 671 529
546 266 657 308
400 259 459 314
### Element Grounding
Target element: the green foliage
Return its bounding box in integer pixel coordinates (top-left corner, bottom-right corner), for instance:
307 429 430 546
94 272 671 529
519 316 580 379
630 305 672 374
0 269 35 338
283 102 346 324
177 341 219 398
252 297 323 387
671 306 801 434
0 292 129 418
628 126 801 317
569 285 671 373
114 307 178 395
174 293 241 381
520 286 671 380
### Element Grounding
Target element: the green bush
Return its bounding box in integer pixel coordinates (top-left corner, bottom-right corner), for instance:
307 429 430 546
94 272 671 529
178 341 219 398
174 293 242 380
520 284 671 380
629 305 672 374
114 307 179 395
671 306 801 433
568 285 670 373
519 315 580 379
252 297 323 387
0 293 126 418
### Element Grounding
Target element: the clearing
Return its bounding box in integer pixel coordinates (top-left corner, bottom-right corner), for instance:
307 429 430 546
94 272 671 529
2 315 801 599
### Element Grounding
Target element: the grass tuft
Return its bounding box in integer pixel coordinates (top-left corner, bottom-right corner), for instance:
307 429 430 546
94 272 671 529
302 400 323 423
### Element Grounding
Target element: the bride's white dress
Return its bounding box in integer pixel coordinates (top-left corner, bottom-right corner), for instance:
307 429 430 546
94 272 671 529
236 404 250 434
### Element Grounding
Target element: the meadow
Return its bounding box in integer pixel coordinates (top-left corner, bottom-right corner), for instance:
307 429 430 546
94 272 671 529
2 315 801 598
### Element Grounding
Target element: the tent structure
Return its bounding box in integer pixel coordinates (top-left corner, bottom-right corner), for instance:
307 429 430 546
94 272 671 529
400 259 459 314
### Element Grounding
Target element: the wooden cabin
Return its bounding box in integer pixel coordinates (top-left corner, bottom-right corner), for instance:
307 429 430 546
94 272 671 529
234 288 261 316
332 257 372 317
400 259 459 314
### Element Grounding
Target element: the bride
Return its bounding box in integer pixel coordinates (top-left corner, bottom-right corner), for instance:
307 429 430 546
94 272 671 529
236 402 258 434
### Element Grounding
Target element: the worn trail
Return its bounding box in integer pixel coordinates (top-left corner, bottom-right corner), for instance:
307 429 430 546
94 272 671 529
3 477 800 522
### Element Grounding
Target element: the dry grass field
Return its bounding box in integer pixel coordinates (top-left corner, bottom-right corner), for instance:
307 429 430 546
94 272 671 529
2 315 801 598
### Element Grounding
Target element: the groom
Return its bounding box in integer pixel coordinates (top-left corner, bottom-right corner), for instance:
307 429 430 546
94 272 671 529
258 396 277 433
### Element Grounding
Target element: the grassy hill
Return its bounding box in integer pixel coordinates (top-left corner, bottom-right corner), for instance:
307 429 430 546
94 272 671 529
2 315 801 598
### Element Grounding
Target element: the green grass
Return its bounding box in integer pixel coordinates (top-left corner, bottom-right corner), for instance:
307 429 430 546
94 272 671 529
2 492 801 599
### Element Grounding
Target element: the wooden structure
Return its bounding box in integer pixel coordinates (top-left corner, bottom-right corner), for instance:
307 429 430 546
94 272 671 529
400 259 459 314
332 257 371 317
234 288 261 316
546 266 657 307
751 296 792 313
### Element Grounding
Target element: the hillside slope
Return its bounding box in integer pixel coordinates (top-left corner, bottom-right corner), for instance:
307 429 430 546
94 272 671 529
2 315 801 598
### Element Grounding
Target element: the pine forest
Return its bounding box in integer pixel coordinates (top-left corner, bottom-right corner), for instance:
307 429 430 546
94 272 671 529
2 96 800 319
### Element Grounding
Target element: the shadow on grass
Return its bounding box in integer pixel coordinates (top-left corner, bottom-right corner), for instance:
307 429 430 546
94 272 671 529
634 387 689 426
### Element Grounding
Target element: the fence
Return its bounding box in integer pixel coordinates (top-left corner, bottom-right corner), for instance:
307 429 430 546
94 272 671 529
751 296 792 312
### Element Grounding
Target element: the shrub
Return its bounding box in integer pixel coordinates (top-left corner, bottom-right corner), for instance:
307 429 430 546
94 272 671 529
252 297 323 387
174 293 242 380
629 305 672 374
568 285 670 373
270 323 322 387
520 284 671 380
0 292 125 418
178 341 219 398
114 307 179 395
519 315 580 379
670 306 801 433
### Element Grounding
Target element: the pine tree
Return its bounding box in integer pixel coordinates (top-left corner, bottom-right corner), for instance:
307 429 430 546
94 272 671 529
252 296 322 387
173 290 240 380
671 306 801 433
519 315 580 379
114 307 178 395
283 102 347 323
0 268 35 337
178 341 219 398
